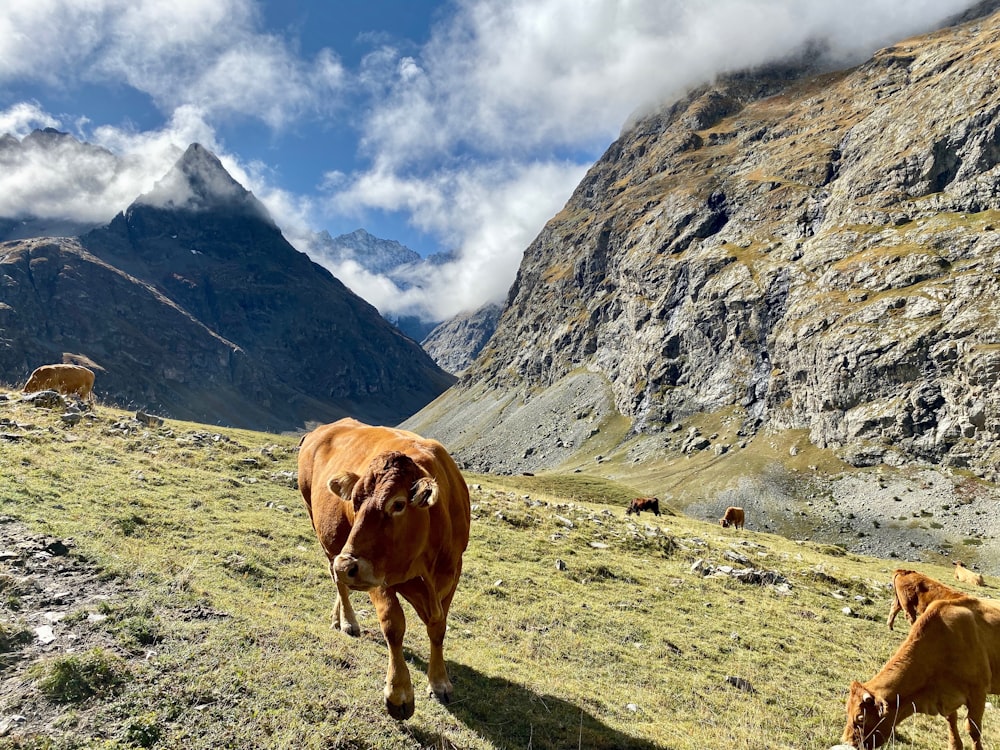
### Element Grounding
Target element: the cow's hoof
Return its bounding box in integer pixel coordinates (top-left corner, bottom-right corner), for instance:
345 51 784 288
341 623 360 637
428 685 452 704
386 696 415 721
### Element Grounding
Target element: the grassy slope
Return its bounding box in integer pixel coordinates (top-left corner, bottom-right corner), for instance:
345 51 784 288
0 391 990 749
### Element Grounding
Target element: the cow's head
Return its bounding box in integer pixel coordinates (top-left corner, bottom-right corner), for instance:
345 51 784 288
329 451 438 590
842 681 892 748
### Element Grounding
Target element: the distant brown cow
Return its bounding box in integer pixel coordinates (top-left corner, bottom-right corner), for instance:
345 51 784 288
23 364 95 401
626 497 660 516
720 506 745 530
886 569 964 631
842 596 1000 749
297 418 470 720
954 561 985 587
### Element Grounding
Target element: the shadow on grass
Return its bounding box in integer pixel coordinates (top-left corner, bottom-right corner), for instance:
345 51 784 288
410 656 660 750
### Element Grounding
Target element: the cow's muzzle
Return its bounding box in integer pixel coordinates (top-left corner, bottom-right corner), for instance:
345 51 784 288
333 553 381 590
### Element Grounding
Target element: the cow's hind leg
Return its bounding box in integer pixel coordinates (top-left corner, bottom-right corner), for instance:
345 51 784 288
371 589 414 720
329 563 360 636
966 694 986 750
886 596 902 630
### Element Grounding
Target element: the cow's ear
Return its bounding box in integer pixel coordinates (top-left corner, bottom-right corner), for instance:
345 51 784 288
410 477 439 508
328 471 359 499
851 683 875 707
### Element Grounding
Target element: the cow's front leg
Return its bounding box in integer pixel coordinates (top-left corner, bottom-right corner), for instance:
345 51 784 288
965 693 986 750
425 615 453 703
371 588 414 720
945 710 964 750
398 576 453 703
329 562 360 636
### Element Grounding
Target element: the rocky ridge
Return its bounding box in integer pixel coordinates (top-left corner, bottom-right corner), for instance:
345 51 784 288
407 9 1000 483
308 228 460 344
311 228 422 278
420 302 502 375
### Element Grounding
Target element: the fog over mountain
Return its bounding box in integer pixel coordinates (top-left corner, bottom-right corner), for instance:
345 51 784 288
0 0 987 324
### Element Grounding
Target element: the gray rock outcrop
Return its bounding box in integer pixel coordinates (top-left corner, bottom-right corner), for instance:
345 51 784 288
407 10 1000 479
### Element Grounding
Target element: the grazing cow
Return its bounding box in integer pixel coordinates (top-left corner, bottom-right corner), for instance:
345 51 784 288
626 497 661 517
297 418 471 720
22 364 95 401
887 569 965 631
842 596 1000 749
720 506 745 530
955 561 985 587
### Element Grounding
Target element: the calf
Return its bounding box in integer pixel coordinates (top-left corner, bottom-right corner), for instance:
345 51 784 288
719 506 745 530
23 363 95 402
954 560 985 587
626 497 660 517
843 596 1000 749
298 418 471 720
886 569 964 630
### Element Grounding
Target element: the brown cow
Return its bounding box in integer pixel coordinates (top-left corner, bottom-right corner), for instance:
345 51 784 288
720 506 745 530
626 497 660 517
887 569 965 631
955 561 985 587
842 596 1000 749
297 418 470 720
23 364 95 401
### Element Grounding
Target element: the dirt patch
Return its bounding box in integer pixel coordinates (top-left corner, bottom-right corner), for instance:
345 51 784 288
0 516 134 741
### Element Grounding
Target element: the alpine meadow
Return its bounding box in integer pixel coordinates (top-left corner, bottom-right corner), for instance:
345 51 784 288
3 4 1000 750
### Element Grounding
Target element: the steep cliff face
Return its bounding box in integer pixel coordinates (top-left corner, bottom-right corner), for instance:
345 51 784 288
411 10 1000 478
421 303 501 375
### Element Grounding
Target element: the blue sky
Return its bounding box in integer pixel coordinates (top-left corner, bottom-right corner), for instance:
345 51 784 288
0 0 981 322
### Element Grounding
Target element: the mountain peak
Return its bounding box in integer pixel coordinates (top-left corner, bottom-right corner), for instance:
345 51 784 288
313 228 422 274
136 143 273 223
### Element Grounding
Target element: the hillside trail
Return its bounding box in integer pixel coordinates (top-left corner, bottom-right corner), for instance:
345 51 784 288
0 517 132 739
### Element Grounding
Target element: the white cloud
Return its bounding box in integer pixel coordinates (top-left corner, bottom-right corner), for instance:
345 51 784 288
330 158 587 319
0 0 342 230
0 101 60 136
0 104 201 223
331 0 982 322
0 0 986 328
184 42 345 129
360 0 981 164
0 0 345 127
0 0 114 84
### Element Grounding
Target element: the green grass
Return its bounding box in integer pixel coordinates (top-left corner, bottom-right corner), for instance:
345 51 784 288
34 648 129 703
0 390 989 749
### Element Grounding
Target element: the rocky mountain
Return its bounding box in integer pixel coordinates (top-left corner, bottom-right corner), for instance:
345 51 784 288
404 7 1000 483
313 228 422 277
420 302 501 375
309 228 458 344
0 144 454 430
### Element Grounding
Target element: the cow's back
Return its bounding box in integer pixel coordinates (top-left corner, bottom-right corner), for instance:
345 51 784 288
24 363 94 398
962 599 1000 694
902 598 1000 693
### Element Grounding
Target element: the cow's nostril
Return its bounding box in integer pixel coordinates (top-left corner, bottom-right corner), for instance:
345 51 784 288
347 563 359 579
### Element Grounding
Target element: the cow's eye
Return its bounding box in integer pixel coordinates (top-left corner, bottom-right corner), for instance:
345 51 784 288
388 498 407 515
